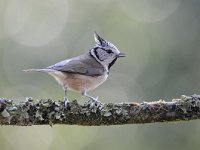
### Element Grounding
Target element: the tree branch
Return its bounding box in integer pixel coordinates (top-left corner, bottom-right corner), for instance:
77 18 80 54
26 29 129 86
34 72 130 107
0 94 200 126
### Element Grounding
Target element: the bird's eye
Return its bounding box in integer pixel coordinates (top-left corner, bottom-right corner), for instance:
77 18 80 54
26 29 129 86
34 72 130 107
107 50 112 54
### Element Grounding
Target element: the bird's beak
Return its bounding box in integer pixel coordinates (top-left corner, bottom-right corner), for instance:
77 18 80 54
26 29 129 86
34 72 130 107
117 52 126 58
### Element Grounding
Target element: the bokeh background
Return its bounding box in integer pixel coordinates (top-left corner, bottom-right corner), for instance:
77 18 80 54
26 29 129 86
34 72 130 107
0 0 200 149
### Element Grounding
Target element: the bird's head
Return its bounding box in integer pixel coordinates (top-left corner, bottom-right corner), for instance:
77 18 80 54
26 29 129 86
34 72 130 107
90 32 125 70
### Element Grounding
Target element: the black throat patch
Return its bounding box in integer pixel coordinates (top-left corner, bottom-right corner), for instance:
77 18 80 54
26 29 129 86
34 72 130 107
108 57 117 70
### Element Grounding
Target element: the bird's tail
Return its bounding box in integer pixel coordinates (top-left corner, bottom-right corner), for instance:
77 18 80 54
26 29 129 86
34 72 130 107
23 69 54 73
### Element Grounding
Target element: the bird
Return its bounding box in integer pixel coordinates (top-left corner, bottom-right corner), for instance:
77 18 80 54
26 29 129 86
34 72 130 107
24 32 125 106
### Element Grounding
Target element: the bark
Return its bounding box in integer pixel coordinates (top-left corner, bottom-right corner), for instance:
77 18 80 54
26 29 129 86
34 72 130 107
0 94 200 126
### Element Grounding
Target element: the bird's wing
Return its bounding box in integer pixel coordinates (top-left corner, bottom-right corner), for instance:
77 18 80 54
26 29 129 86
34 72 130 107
47 53 105 76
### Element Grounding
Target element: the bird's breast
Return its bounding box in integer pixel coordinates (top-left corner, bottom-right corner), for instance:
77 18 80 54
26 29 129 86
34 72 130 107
49 71 108 92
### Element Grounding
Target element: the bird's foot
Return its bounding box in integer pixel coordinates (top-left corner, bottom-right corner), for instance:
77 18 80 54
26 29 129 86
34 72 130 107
64 96 69 107
88 95 98 102
85 96 102 109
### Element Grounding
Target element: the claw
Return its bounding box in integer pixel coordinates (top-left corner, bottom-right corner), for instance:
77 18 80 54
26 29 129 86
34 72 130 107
81 90 102 108
86 97 102 109
89 96 100 103
64 96 69 107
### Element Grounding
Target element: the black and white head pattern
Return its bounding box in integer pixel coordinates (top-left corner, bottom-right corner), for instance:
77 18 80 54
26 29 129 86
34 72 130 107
90 32 124 70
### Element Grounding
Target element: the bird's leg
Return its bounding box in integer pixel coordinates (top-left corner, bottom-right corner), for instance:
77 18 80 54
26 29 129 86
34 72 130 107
81 90 100 103
64 87 69 106
82 90 102 108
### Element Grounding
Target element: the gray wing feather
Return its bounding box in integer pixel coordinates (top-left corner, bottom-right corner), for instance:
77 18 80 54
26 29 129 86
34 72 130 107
47 53 105 76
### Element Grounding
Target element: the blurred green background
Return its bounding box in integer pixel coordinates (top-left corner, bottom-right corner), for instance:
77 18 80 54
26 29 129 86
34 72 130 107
1 0 200 150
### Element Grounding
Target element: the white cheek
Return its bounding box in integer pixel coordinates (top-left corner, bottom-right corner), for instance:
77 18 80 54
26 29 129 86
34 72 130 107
108 55 116 62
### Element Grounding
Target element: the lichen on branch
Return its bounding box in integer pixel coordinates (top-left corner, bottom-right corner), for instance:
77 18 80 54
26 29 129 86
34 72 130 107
0 94 200 126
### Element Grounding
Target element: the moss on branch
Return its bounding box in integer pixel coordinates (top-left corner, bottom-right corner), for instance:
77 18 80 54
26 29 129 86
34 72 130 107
0 94 200 126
